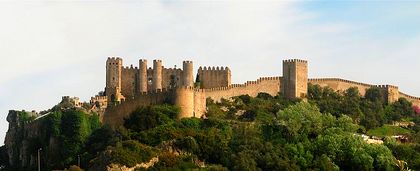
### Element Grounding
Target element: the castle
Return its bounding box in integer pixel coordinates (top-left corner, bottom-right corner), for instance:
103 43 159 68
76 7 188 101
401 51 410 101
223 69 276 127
98 57 420 127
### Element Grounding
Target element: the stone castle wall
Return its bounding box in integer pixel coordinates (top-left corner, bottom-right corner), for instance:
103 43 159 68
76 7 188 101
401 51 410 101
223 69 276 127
103 87 206 128
174 87 194 119
106 58 194 103
194 89 207 118
103 58 420 128
308 78 420 106
308 78 374 95
282 59 308 99
103 89 173 128
399 92 420 107
121 66 138 99
204 76 281 102
197 66 231 89
162 68 183 89
106 57 124 102
103 76 281 128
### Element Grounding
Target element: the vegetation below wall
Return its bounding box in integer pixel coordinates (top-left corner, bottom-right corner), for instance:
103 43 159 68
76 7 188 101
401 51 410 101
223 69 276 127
2 85 420 170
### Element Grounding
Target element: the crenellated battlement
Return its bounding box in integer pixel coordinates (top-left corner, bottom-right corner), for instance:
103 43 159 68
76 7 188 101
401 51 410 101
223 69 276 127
399 92 420 100
177 86 195 91
197 65 231 89
283 59 308 99
230 84 247 88
122 65 138 70
103 57 420 127
203 86 231 92
257 76 281 81
202 76 281 92
386 85 398 89
283 59 308 63
308 78 402 91
107 57 122 60
107 57 123 66
91 95 107 100
198 66 230 71
163 68 183 72
309 78 374 87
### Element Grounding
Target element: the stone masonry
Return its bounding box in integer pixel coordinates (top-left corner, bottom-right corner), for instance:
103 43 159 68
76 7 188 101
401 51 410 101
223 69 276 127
102 57 420 127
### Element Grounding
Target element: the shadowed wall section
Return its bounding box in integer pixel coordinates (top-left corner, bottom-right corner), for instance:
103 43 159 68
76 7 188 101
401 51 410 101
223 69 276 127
121 66 138 99
103 89 173 128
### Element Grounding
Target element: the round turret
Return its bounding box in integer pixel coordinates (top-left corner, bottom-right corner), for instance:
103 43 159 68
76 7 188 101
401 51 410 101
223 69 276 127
138 59 148 93
182 60 194 87
152 59 163 90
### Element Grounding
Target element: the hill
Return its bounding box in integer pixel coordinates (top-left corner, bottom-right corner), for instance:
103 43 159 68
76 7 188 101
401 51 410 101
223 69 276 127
1 85 420 170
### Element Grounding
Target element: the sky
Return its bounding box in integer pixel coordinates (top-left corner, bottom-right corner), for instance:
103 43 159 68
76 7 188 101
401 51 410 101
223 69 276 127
1 0 420 144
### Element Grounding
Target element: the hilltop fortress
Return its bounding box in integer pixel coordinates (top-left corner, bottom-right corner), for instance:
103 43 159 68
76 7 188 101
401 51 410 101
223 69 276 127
100 58 420 127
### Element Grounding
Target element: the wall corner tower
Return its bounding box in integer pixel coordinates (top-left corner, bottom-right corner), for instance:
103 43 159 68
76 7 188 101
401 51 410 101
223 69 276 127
282 59 308 99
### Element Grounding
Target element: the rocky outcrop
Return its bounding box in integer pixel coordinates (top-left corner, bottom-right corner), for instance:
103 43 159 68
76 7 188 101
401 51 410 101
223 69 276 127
106 157 159 171
4 110 58 170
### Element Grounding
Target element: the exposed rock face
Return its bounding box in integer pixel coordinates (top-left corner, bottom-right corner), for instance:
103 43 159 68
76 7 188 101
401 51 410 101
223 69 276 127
4 110 58 170
106 157 159 171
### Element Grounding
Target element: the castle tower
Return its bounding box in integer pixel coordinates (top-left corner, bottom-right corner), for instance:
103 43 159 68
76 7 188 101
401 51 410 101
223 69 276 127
386 85 400 103
174 87 195 118
282 59 308 99
196 66 231 89
138 59 148 93
106 57 124 103
182 61 194 87
152 60 163 90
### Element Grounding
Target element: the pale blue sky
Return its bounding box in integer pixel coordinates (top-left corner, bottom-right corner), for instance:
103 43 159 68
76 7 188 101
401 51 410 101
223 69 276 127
1 1 420 144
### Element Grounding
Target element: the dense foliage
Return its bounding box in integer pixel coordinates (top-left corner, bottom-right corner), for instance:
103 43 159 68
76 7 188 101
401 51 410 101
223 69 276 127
86 90 420 170
2 85 420 170
307 84 415 129
1 108 101 170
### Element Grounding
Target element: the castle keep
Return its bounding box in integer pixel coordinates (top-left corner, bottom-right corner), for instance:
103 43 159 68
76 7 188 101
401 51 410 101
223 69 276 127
100 57 420 127
106 58 195 102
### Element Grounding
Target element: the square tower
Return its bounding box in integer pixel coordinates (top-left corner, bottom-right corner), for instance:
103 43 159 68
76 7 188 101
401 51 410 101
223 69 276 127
106 57 125 104
282 59 308 99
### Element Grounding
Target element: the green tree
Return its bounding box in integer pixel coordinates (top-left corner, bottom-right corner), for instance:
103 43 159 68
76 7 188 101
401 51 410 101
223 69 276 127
307 84 343 116
124 105 179 132
276 102 326 141
365 87 386 104
385 98 414 122
342 87 363 122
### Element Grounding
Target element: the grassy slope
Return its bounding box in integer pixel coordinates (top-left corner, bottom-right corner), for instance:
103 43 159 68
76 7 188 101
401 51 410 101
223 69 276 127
367 124 411 137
